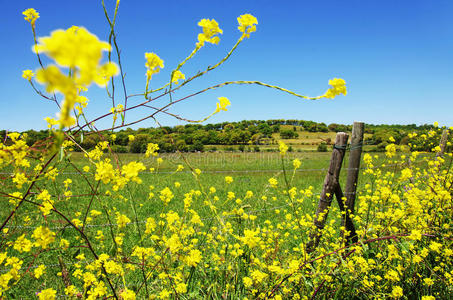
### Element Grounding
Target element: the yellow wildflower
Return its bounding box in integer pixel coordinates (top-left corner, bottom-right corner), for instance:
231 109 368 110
160 187 174 205
35 26 117 87
22 8 39 26
38 288 56 300
145 52 164 81
145 143 159 157
292 158 301 169
22 70 34 80
324 78 347 99
171 70 185 84
32 226 55 249
268 177 278 187
215 97 231 113
14 234 33 253
237 14 258 38
197 19 223 47
34 265 46 279
391 286 403 298
243 276 253 287
12 172 28 188
185 249 202 267
279 141 288 156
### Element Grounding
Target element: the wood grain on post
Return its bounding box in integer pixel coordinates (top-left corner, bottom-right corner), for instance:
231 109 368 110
335 185 357 244
342 122 364 243
306 132 349 253
436 129 449 158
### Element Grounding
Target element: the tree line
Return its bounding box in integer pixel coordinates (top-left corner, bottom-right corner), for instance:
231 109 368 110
1 120 448 153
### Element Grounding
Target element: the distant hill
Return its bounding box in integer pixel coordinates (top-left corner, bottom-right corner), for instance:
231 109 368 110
1 119 448 153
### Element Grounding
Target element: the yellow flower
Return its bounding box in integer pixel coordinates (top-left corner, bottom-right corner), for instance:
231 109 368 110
324 78 347 99
14 234 33 253
292 158 301 169
34 265 46 279
145 52 164 80
215 97 231 113
35 27 117 87
38 288 56 300
116 213 131 229
175 282 187 293
243 276 253 287
250 269 268 283
240 229 261 248
279 141 288 156
160 187 174 205
22 70 34 81
12 172 28 188
391 286 403 298
23 8 39 27
171 70 185 84
121 161 146 182
197 19 223 47
34 27 117 128
32 227 55 249
385 143 397 158
237 14 258 38
423 278 434 286
128 135 135 142
120 288 136 300
145 143 159 157
44 117 58 128
268 177 278 188
225 176 233 184
185 249 202 267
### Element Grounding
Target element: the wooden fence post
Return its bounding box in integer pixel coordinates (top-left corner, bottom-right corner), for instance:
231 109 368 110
306 132 349 253
342 122 364 244
436 129 449 158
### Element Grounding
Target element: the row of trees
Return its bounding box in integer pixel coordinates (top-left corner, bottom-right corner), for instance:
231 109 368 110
1 120 446 153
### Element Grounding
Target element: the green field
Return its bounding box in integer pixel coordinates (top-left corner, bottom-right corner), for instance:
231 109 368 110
1 149 444 298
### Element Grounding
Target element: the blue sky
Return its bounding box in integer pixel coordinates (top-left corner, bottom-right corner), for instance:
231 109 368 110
1 0 452 131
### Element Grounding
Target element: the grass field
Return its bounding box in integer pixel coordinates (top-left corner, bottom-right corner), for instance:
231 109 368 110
1 149 441 298
1 150 392 230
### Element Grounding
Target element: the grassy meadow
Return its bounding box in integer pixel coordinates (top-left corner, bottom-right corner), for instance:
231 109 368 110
3 138 446 299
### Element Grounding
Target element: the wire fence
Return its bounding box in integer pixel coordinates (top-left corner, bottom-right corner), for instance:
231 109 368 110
0 143 438 279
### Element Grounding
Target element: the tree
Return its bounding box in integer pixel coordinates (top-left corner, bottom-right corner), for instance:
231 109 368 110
280 129 298 139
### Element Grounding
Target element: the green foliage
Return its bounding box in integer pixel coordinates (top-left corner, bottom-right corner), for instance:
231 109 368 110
317 142 328 152
280 128 299 139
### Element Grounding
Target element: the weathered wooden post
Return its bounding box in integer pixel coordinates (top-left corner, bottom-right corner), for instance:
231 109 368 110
306 132 349 253
436 129 449 158
342 122 364 244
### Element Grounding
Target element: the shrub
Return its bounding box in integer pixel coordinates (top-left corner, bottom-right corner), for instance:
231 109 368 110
317 142 328 152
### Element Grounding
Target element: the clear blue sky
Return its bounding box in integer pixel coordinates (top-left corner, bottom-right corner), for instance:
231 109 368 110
1 0 452 131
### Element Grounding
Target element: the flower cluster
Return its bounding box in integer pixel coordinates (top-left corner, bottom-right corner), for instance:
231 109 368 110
324 78 347 99
23 8 39 27
197 19 223 47
145 52 164 81
237 14 258 38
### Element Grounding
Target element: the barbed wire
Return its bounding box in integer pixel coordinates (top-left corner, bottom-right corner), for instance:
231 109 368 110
0 161 415 177
2 199 305 230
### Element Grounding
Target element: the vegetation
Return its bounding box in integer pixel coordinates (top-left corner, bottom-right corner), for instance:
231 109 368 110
3 119 450 154
0 4 451 300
